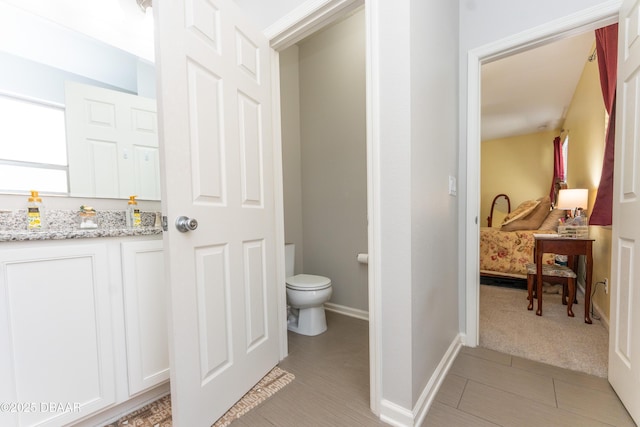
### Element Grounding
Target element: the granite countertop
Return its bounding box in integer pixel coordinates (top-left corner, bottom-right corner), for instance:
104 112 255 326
0 226 162 242
0 209 163 242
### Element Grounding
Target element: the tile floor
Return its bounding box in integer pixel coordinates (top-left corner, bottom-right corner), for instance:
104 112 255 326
235 311 635 427
426 346 635 426
231 310 387 426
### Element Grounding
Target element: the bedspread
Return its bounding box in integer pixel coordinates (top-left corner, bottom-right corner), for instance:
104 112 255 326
480 228 556 277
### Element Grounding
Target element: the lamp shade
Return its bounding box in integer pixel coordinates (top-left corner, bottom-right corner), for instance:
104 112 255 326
556 188 588 210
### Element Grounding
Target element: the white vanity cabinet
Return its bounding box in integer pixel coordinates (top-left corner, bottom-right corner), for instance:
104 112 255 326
120 239 169 396
0 242 117 427
0 235 168 427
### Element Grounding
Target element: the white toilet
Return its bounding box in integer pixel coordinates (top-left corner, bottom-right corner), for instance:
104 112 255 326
285 243 332 336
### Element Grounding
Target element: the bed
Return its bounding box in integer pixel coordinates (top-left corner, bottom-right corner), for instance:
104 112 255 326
480 195 565 278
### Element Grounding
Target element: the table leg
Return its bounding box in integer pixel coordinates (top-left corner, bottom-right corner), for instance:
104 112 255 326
527 274 534 310
585 246 593 324
536 251 543 316
567 278 575 317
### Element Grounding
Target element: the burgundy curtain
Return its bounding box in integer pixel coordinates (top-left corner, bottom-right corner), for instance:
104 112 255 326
590 23 618 226
549 136 564 205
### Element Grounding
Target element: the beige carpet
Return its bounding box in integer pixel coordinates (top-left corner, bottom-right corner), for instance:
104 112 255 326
480 284 609 377
106 366 294 427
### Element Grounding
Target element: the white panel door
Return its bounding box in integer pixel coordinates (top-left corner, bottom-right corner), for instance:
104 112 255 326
609 0 640 423
0 243 116 427
121 239 169 396
154 0 279 425
65 82 160 200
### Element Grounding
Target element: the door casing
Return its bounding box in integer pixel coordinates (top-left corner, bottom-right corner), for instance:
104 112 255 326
264 0 380 414
463 3 619 345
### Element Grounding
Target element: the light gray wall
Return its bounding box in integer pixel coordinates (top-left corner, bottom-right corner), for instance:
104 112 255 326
377 0 413 408
375 0 461 411
457 0 619 333
283 10 368 312
278 0 462 415
0 51 141 105
280 45 305 275
410 0 460 404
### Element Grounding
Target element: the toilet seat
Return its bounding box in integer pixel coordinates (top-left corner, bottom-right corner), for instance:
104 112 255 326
286 274 331 291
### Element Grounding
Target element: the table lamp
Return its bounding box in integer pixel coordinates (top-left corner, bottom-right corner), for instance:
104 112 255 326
556 188 588 220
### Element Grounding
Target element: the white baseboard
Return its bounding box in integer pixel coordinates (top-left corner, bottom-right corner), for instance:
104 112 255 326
412 334 463 426
70 382 170 427
324 302 369 321
379 399 414 427
459 332 469 346
379 334 463 427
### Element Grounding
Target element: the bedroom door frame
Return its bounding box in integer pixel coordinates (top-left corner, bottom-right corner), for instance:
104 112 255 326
464 3 620 346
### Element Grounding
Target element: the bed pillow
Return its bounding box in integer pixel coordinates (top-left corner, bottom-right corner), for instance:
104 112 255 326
501 196 551 231
538 208 566 231
501 199 540 226
491 210 509 228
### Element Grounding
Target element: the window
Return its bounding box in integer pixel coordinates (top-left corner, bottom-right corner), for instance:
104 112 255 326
0 94 68 194
562 134 569 181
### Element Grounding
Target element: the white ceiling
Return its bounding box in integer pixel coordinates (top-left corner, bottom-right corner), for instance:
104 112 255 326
481 31 596 142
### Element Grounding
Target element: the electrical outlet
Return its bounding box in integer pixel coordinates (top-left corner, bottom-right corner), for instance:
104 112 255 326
604 278 609 295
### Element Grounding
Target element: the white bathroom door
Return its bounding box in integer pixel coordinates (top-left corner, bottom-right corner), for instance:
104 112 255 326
154 0 280 425
608 0 640 423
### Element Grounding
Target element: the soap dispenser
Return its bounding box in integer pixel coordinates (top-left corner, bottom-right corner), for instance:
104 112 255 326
126 195 141 228
27 190 46 231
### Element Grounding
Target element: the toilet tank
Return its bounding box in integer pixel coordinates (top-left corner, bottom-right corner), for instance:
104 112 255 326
285 243 295 278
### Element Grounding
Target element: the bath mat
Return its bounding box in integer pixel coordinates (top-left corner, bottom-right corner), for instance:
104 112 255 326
105 366 295 427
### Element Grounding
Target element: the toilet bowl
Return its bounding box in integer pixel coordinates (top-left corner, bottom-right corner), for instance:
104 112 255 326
285 244 332 336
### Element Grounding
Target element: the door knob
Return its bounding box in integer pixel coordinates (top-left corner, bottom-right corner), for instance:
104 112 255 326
175 216 198 232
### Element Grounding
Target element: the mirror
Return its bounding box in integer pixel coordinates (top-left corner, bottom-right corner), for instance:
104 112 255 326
0 2 159 200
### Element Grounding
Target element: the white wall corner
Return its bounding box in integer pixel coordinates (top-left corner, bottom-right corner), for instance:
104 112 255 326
379 399 414 427
459 332 470 347
379 334 463 427
270 48 290 361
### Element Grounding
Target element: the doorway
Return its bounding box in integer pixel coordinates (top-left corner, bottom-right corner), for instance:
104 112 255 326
464 5 618 349
279 9 368 322
268 0 378 414
477 28 610 377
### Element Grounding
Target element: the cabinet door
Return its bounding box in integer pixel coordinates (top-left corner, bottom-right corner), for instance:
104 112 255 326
0 243 116 427
121 240 169 396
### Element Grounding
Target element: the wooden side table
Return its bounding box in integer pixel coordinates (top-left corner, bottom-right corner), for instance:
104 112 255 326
534 236 595 324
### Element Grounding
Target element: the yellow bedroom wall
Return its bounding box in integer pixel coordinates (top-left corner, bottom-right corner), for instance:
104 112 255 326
481 129 558 227
562 43 610 322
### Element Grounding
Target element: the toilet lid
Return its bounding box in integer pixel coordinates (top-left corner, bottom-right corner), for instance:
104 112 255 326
286 274 331 291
